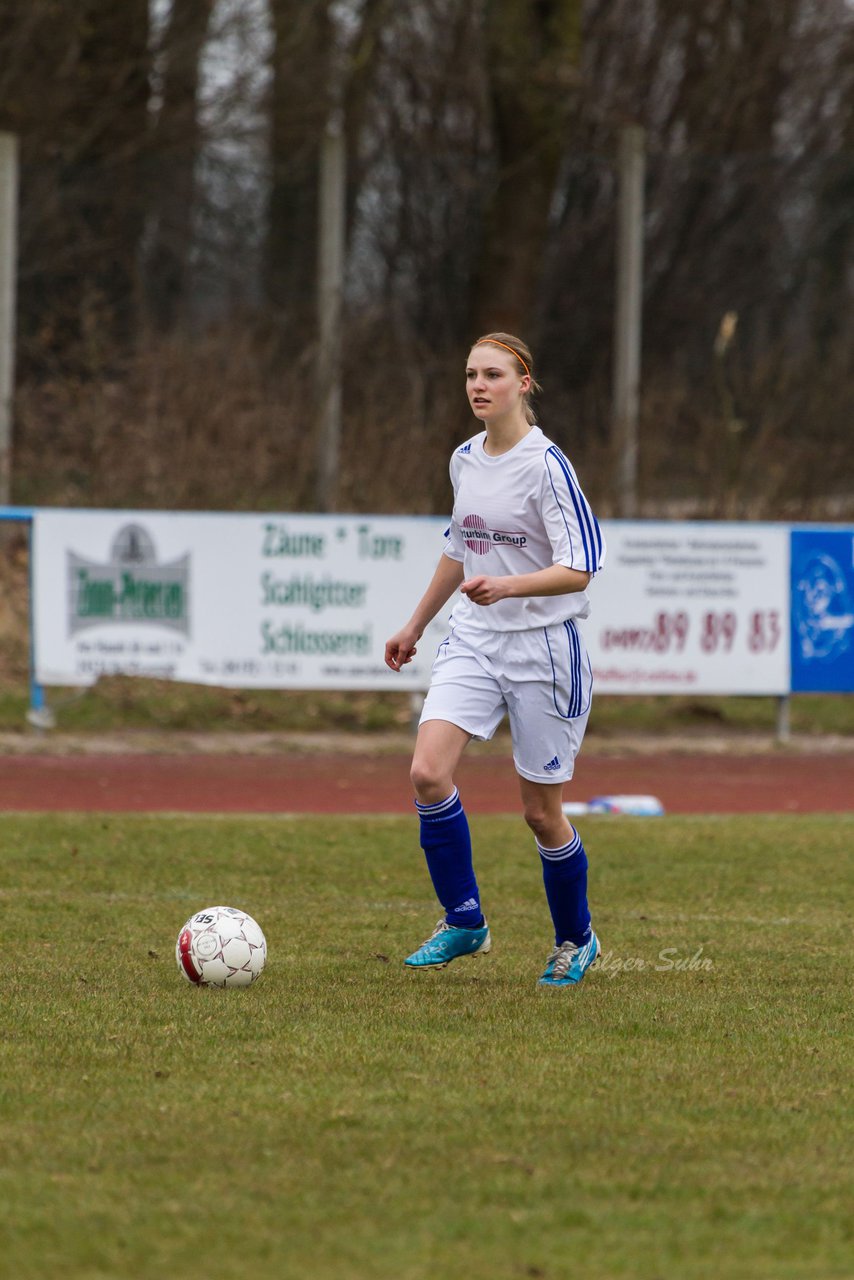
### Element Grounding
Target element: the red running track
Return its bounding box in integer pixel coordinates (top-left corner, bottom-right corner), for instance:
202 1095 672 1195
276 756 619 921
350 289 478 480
0 750 851 814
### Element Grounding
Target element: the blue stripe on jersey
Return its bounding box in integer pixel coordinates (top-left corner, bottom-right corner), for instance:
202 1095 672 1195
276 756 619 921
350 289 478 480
545 449 582 566
546 446 591 567
549 445 602 571
545 446 603 573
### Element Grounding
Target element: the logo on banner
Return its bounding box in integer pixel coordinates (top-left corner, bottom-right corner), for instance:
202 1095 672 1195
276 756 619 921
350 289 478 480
793 551 854 663
67 524 191 636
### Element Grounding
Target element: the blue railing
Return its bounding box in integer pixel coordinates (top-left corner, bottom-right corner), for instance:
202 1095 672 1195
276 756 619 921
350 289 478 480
0 506 48 721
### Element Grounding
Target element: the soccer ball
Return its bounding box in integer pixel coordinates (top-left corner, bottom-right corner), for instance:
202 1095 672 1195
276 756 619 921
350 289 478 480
176 906 267 988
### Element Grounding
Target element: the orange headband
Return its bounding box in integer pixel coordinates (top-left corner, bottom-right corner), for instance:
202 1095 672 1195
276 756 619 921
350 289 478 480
478 340 531 379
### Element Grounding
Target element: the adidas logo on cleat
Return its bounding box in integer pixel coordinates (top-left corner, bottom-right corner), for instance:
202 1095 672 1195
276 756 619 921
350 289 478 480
543 756 561 772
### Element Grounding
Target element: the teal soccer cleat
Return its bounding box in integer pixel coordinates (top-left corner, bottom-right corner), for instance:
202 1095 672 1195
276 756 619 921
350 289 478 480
404 919 492 969
537 932 600 987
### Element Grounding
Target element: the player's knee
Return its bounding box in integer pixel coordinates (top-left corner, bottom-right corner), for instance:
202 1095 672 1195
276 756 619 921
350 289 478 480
524 798 550 839
522 798 551 841
410 756 451 804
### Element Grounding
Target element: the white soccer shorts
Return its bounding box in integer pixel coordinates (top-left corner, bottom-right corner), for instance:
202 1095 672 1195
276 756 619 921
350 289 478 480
419 618 593 784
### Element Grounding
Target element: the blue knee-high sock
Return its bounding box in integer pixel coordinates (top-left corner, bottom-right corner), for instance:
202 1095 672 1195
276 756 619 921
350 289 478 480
415 788 483 928
538 827 592 946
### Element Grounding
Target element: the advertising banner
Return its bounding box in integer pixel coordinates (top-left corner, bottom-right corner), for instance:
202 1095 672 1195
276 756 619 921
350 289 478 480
34 511 848 697
790 527 854 692
32 510 452 691
581 522 790 695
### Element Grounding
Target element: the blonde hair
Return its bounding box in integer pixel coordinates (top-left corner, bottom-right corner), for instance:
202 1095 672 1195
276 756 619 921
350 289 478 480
472 331 542 424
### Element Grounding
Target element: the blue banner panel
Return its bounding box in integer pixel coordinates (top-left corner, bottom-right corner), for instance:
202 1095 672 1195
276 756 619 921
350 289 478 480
790 528 854 692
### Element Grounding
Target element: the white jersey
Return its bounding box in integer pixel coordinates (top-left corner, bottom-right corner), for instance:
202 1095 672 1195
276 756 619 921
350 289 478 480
442 425 605 631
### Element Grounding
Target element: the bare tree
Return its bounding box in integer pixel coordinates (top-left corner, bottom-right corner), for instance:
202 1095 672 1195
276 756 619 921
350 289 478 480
809 20 854 350
470 0 583 336
266 0 333 339
1 0 851 515
345 1 487 338
11 0 150 362
145 0 215 332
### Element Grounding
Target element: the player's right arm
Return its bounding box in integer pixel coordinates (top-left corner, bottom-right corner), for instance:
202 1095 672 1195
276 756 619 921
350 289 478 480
384 554 465 671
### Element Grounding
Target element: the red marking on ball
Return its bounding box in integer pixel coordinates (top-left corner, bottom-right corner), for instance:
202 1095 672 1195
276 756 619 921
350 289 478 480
178 928 202 983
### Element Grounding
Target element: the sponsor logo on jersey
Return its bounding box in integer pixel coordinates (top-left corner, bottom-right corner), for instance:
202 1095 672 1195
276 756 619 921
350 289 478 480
461 513 527 555
456 442 472 455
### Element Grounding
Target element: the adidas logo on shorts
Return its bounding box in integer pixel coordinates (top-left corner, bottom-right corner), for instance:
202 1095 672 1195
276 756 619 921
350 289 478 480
543 756 561 772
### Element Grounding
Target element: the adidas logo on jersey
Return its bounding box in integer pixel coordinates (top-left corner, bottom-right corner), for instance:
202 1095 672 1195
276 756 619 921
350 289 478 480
457 442 472 454
543 756 561 772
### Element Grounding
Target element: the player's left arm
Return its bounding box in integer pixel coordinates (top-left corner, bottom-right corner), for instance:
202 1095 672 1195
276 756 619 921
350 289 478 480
540 446 606 579
461 565 590 607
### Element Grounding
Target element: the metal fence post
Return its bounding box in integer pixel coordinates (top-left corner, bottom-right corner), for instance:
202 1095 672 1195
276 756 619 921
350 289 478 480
315 111 346 513
612 125 645 519
0 134 19 508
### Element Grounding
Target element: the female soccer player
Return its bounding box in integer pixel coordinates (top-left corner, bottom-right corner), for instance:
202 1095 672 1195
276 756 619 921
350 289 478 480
384 332 606 987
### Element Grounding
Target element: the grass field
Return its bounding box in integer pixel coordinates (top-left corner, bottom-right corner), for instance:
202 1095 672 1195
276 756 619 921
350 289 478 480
2 678 853 738
1 812 851 1279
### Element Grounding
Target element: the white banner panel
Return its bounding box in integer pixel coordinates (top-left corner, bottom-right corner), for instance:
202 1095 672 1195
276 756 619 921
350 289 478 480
32 510 453 691
582 522 790 694
32 512 791 695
